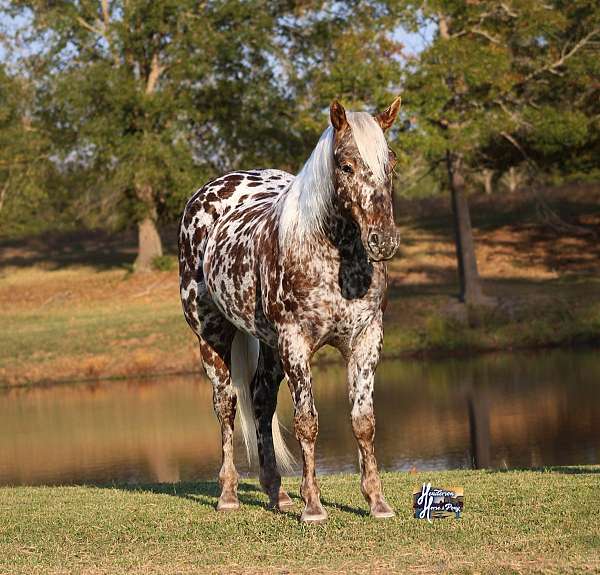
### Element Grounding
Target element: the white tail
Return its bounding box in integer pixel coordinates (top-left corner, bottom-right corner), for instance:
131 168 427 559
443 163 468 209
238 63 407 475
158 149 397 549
230 331 296 474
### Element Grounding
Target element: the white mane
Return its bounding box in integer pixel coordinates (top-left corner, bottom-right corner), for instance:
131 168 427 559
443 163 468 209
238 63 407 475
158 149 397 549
278 111 388 250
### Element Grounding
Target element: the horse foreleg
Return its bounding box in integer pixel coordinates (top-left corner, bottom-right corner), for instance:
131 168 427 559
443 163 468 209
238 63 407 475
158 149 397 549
347 317 395 519
251 343 294 511
279 333 326 523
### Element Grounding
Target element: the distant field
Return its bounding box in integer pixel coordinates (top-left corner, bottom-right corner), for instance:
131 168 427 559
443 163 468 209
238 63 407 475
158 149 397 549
1 467 599 574
1 186 599 386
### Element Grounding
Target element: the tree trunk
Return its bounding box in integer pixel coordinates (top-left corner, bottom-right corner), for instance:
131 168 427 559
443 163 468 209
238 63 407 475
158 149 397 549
134 184 163 272
447 152 486 305
482 169 493 195
506 166 519 193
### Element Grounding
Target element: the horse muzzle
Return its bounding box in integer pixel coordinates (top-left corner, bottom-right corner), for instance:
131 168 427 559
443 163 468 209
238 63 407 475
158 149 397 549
366 228 399 262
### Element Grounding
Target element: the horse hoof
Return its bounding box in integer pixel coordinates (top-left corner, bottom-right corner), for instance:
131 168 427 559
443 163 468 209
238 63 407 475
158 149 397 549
371 499 395 519
216 496 240 512
300 505 328 524
278 490 294 510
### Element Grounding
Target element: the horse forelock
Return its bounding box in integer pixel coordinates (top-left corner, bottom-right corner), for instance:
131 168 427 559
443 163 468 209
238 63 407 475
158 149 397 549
278 111 388 251
346 112 388 184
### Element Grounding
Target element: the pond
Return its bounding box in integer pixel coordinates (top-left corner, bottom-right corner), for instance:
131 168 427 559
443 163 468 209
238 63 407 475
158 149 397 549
1 348 599 485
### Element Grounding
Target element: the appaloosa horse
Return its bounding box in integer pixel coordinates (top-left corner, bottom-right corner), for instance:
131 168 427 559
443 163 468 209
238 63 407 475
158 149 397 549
179 98 401 522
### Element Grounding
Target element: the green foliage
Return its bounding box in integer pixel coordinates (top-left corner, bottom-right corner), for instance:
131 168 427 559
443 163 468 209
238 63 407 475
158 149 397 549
525 107 589 156
0 0 599 239
0 1 406 238
0 65 58 235
398 0 600 192
151 255 176 272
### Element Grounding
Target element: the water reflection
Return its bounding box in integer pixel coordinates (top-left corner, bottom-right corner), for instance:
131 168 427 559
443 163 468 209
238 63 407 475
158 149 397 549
1 349 599 485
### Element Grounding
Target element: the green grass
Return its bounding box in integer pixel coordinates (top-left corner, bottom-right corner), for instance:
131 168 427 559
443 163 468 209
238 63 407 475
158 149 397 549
380 282 600 358
0 301 186 367
1 468 599 574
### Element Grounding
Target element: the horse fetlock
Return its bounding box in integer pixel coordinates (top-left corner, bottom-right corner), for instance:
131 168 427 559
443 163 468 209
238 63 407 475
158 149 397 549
259 467 280 490
360 471 382 499
259 470 282 506
217 468 240 511
218 464 239 490
277 488 294 510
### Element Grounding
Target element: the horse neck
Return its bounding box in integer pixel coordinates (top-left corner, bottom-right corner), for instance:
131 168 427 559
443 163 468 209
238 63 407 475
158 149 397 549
276 188 363 262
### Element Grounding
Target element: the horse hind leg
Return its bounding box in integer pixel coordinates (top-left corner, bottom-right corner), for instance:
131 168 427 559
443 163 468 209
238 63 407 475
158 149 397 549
195 316 239 511
250 342 295 511
179 220 242 510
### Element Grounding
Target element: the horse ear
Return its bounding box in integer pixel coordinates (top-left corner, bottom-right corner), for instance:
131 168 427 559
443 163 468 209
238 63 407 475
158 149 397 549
375 96 402 132
330 100 349 134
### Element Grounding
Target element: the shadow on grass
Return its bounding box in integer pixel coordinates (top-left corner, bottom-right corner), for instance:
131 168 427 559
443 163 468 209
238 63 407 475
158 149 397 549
0 226 179 272
112 480 268 509
105 479 371 517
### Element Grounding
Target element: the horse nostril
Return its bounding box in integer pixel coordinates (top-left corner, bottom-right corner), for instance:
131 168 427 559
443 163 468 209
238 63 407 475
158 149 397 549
368 232 380 247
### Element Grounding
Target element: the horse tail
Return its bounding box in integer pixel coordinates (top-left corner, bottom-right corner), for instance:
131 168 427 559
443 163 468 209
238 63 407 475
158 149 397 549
230 331 296 474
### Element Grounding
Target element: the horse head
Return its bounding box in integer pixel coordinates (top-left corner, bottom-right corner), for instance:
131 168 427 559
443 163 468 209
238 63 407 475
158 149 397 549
329 98 401 261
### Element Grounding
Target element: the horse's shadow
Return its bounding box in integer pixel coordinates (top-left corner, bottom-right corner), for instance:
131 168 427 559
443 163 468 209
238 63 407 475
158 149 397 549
115 480 266 509
111 479 369 517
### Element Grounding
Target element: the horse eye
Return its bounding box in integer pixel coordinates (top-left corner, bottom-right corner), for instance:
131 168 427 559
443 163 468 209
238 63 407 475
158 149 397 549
342 164 353 174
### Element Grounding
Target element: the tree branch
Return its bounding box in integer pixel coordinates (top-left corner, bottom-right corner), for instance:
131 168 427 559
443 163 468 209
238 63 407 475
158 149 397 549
500 130 532 163
101 0 110 29
499 3 518 18
522 27 600 84
438 13 450 40
76 4 119 66
100 0 120 67
76 16 102 35
471 27 502 45
0 175 10 215
145 53 163 94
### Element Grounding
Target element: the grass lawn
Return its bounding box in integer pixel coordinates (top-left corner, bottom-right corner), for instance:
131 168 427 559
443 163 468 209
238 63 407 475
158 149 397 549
1 468 598 574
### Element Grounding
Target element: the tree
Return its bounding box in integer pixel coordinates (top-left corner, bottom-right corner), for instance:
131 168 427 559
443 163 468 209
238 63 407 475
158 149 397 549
2 1 411 259
399 0 600 304
0 64 53 236
3 1 311 269
280 2 404 117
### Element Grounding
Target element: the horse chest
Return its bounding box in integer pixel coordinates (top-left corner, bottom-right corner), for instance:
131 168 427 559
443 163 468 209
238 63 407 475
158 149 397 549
280 254 386 350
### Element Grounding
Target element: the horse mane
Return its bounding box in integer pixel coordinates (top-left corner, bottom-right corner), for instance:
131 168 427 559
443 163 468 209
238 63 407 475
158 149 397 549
278 111 389 251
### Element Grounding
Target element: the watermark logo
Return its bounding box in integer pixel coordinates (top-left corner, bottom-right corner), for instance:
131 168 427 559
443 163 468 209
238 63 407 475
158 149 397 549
413 483 463 522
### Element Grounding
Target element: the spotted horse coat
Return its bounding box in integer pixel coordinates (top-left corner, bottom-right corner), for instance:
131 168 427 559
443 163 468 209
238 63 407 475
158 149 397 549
179 98 402 522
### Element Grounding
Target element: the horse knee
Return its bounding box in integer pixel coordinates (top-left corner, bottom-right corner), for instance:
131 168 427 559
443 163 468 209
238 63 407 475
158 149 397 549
294 409 318 444
351 411 375 445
